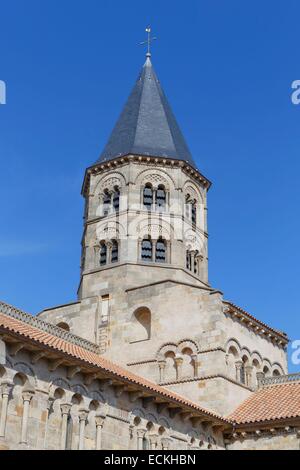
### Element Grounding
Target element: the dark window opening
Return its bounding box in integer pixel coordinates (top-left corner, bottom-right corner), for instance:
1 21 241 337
100 243 107 266
194 251 198 274
143 185 153 210
141 238 152 261
192 201 197 225
155 238 166 262
111 240 118 263
240 365 245 384
156 186 166 210
186 251 192 271
103 191 111 216
113 188 120 212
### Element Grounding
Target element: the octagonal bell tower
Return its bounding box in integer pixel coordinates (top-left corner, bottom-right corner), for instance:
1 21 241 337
79 54 211 304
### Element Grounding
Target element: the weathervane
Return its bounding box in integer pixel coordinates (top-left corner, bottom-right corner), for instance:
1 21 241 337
139 27 157 57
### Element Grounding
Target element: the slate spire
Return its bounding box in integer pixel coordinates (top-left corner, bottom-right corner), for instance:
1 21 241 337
97 57 197 169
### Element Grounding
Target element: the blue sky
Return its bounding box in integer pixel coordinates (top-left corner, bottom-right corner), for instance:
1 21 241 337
1 1 300 370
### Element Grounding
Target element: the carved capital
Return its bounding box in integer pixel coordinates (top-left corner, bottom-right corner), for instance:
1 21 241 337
158 360 166 370
1 380 13 397
60 403 72 416
22 390 35 403
95 413 106 428
149 434 159 445
78 408 89 422
137 428 147 438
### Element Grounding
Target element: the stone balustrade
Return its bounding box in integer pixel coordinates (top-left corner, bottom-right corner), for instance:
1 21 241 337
0 300 100 354
258 372 300 387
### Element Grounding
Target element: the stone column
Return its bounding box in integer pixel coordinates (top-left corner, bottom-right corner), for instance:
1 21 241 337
95 413 106 450
136 429 146 450
0 380 13 437
60 403 72 450
162 437 171 450
158 360 166 382
20 390 35 444
256 371 265 388
78 408 89 450
106 241 112 265
174 356 183 381
149 434 158 450
43 396 54 449
192 355 201 378
235 360 243 382
151 239 156 262
166 240 171 264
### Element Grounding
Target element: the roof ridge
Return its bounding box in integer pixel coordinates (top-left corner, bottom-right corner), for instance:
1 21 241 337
0 308 228 424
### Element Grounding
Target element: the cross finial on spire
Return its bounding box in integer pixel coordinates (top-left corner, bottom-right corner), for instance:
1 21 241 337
139 27 157 58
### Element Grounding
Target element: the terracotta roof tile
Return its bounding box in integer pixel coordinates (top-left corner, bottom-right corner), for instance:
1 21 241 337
0 312 227 424
229 382 300 424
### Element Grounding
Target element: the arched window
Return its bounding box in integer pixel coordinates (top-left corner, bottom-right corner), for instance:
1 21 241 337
141 237 152 261
100 242 107 266
240 363 246 384
273 369 281 377
240 356 249 384
156 185 166 210
155 238 166 262
194 250 199 274
113 187 120 212
111 240 118 263
185 194 197 224
143 184 153 210
103 191 111 216
132 307 151 341
185 194 191 219
56 322 70 332
186 251 192 270
192 200 197 225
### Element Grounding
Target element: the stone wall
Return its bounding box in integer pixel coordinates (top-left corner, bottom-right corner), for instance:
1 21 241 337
0 347 224 450
227 428 300 450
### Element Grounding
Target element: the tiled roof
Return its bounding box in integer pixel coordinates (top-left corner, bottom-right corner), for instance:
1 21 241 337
0 311 227 424
229 382 300 425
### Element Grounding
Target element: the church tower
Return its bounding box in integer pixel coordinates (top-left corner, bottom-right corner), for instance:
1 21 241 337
79 54 210 298
39 49 288 416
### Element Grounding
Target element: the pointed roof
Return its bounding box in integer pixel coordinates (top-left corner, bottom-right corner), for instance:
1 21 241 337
97 56 197 168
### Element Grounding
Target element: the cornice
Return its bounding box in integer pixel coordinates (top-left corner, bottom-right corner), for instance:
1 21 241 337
81 154 211 197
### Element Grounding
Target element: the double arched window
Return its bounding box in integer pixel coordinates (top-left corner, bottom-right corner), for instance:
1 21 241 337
102 186 120 216
141 237 167 263
186 250 199 275
99 240 119 266
143 184 167 211
185 194 197 225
